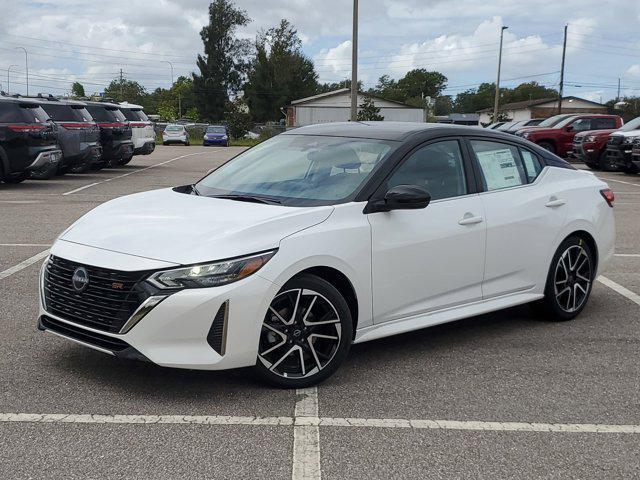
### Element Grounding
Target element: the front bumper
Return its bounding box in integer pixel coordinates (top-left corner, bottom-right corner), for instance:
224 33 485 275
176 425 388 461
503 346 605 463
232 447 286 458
203 137 228 146
134 141 155 155
38 244 279 370
607 144 633 168
570 143 599 163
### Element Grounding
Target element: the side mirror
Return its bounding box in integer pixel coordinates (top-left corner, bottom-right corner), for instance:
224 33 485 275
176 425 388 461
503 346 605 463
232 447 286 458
365 185 431 213
565 125 574 132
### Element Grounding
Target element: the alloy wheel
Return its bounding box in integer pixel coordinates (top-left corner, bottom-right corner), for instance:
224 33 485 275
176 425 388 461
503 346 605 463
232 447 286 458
258 288 342 379
553 245 592 313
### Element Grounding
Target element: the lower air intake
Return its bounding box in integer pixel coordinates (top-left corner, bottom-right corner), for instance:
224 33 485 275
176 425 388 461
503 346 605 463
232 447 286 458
207 301 228 355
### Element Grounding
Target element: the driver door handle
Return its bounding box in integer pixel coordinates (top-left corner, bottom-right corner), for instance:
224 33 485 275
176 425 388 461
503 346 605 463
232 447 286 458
458 213 483 226
545 196 566 208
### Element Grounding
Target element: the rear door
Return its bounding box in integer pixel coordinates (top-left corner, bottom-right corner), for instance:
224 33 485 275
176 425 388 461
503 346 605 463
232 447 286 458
368 138 486 324
467 138 567 298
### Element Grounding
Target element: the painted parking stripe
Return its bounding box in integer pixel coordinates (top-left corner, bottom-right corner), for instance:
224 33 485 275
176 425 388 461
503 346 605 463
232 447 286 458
0 249 49 281
614 254 640 258
597 275 640 307
62 152 208 196
603 178 640 188
1 412 639 434
0 243 51 247
293 387 321 480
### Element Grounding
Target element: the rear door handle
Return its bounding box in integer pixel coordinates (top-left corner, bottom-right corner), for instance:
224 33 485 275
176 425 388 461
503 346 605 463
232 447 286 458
458 213 483 226
545 196 566 208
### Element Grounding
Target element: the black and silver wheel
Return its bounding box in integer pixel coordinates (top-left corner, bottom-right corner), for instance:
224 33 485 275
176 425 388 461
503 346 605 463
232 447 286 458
537 236 595 321
598 150 618 172
254 274 352 388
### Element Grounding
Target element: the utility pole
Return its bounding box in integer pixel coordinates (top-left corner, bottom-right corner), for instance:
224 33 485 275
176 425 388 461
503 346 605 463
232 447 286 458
617 78 621 102
350 0 358 121
492 25 508 122
558 24 568 114
119 69 124 100
7 64 18 94
163 61 178 117
16 47 28 96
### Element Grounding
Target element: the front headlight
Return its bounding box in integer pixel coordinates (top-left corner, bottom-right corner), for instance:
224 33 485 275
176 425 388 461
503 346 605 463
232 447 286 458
522 132 530 139
585 135 597 142
147 250 276 290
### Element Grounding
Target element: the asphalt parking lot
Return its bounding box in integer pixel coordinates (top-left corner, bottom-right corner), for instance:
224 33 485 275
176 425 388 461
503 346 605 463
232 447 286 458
1 146 639 479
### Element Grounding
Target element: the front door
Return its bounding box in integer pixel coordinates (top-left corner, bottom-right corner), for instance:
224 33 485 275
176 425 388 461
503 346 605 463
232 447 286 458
368 139 486 324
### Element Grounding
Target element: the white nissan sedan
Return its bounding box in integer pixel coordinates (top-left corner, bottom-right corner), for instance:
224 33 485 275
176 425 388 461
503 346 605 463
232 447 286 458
38 122 615 388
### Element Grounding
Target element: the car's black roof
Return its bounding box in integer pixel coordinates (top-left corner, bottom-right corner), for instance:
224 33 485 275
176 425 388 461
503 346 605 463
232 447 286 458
284 121 544 142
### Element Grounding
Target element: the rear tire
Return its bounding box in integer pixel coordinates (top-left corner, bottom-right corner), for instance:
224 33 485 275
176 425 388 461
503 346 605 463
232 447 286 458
3 172 28 184
537 141 555 154
254 274 353 388
534 235 595 321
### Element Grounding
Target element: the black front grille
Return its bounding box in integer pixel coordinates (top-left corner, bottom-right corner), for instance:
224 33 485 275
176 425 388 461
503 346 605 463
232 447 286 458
40 315 130 352
43 255 150 333
609 136 624 146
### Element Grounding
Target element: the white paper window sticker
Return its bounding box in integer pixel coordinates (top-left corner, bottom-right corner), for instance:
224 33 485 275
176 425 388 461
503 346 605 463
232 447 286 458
475 148 523 190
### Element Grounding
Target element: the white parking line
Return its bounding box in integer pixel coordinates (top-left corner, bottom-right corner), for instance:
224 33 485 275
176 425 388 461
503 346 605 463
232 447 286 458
0 249 49 281
604 178 640 188
62 152 208 196
597 276 640 307
614 254 640 258
293 387 321 480
1 412 639 434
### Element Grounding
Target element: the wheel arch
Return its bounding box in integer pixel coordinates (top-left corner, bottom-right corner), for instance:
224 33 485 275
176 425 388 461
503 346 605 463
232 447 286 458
290 266 359 338
566 229 599 270
0 145 9 178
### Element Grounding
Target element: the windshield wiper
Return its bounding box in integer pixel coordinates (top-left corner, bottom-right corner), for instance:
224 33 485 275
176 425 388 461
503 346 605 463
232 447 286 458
211 194 282 205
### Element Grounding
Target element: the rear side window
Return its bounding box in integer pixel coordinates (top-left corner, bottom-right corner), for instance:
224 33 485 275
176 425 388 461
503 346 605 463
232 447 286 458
470 140 527 191
0 102 26 122
106 107 126 122
20 104 49 123
520 149 544 182
592 118 617 129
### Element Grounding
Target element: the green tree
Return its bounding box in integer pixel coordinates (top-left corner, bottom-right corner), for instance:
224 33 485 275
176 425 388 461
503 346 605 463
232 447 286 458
71 81 85 98
453 82 496 113
357 97 384 121
244 19 318 122
157 102 177 122
224 98 252 138
104 77 146 104
317 79 363 94
193 0 251 121
184 106 200 122
434 95 453 116
509 81 558 103
396 69 447 99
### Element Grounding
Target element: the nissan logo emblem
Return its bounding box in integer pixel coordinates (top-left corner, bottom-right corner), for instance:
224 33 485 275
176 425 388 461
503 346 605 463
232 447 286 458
72 267 90 292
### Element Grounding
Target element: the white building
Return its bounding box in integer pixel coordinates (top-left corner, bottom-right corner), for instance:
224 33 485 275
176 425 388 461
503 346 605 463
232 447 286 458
286 88 425 127
477 96 607 125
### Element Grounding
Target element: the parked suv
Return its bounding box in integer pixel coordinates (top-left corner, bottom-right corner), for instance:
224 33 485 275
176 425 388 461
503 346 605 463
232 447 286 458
605 116 640 174
119 102 155 159
84 101 133 168
0 96 62 183
517 114 623 157
570 118 640 171
29 96 102 174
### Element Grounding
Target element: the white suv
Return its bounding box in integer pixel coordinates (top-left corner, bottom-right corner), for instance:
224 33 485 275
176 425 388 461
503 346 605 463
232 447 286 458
119 102 155 159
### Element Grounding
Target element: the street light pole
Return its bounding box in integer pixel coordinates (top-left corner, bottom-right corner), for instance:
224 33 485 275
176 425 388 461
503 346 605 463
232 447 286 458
350 0 358 121
164 61 180 117
7 64 18 94
16 47 28 96
492 26 508 122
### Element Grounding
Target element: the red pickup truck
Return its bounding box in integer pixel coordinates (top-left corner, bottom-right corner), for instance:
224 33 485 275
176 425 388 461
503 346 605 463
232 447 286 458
516 114 623 158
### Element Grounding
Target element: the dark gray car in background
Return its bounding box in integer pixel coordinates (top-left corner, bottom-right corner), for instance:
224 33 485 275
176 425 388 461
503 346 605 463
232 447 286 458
30 97 102 173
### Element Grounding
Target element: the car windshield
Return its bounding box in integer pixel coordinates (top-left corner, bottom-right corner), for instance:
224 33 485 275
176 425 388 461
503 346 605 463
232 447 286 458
539 114 576 128
196 134 398 206
619 117 640 131
207 126 226 134
165 125 183 132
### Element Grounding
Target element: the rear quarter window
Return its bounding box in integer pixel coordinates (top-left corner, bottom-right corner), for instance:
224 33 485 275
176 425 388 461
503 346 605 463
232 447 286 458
20 104 49 123
86 106 114 122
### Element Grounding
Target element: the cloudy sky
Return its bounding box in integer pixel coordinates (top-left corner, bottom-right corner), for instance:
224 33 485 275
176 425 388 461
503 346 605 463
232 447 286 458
1 0 639 103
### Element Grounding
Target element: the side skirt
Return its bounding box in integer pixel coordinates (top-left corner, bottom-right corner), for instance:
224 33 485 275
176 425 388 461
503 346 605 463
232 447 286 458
354 292 543 344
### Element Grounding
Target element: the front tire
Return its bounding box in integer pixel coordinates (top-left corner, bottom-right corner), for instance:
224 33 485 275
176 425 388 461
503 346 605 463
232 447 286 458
622 164 639 175
536 236 595 321
598 150 618 172
254 274 352 388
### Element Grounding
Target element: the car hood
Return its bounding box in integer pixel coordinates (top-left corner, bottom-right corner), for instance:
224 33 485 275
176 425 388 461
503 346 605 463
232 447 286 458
610 130 640 138
575 129 616 139
60 188 334 265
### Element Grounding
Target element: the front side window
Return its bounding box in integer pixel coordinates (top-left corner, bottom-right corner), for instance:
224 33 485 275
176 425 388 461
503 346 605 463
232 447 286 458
569 118 593 132
470 140 526 191
385 140 467 201
196 134 398 206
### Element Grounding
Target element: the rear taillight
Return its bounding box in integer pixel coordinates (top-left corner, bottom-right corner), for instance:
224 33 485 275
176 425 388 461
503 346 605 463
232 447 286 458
600 188 615 207
59 122 92 130
8 124 46 133
97 122 126 129
129 122 148 128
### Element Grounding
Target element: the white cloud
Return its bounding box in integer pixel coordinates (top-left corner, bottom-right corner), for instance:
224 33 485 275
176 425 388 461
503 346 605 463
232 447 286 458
628 65 640 78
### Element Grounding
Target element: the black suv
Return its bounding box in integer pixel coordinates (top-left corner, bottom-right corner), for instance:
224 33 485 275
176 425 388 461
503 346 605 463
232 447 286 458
84 101 133 169
0 96 62 183
29 96 102 173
